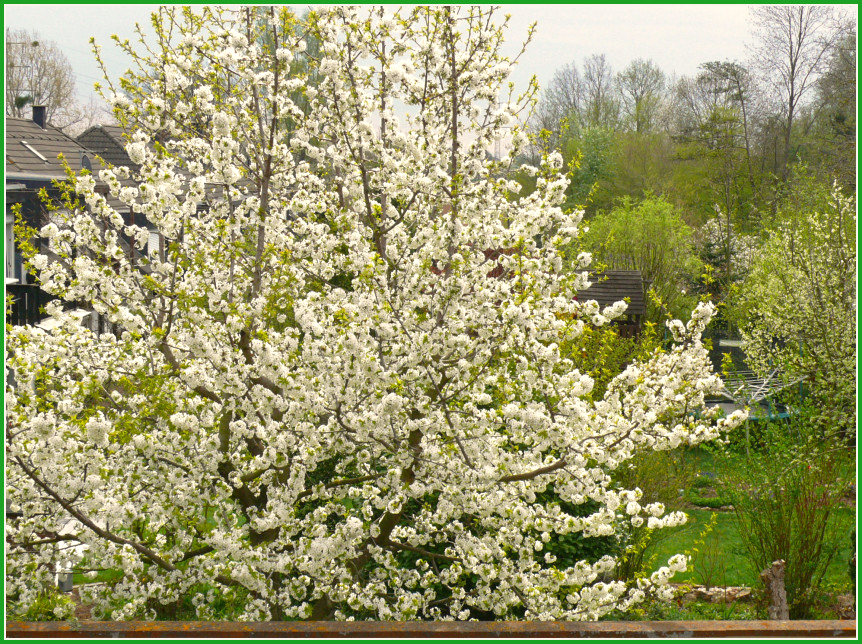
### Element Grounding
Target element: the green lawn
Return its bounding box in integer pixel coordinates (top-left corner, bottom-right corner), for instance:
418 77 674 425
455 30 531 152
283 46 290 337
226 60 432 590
646 507 855 589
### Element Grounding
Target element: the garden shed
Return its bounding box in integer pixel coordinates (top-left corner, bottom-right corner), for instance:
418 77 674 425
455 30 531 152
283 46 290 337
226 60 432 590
580 270 646 337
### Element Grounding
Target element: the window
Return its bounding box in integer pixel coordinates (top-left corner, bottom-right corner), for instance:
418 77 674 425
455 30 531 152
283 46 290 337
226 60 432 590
20 140 47 162
6 213 19 283
148 231 161 257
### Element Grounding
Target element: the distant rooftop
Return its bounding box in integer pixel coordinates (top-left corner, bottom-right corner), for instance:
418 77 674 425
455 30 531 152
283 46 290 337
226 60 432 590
6 117 97 179
77 124 136 169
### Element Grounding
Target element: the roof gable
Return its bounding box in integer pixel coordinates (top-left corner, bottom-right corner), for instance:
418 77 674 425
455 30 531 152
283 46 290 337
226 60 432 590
77 124 136 169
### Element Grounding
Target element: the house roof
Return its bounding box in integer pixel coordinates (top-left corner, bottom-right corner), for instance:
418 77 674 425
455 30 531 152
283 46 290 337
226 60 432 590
6 117 97 179
77 124 136 169
77 125 230 209
581 270 646 317
75 124 221 197
4 117 139 215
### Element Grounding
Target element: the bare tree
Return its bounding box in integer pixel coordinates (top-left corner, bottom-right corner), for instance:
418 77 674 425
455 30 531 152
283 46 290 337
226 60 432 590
60 95 114 137
749 6 847 179
6 29 75 121
528 54 620 160
616 58 665 133
582 53 619 128
5 28 109 133
528 61 583 158
543 61 584 126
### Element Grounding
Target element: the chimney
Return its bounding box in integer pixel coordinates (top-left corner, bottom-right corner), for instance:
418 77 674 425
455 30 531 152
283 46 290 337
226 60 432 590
32 105 46 129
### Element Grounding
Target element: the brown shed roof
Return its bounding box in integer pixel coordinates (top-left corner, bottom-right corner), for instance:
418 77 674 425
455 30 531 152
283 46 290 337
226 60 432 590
580 270 645 317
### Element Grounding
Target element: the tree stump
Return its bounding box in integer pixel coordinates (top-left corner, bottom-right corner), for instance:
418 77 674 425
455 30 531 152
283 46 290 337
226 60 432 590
760 559 789 620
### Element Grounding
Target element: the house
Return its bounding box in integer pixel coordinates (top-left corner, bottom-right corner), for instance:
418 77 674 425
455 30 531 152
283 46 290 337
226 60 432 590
7 111 240 327
4 108 155 326
5 107 113 325
6 108 102 281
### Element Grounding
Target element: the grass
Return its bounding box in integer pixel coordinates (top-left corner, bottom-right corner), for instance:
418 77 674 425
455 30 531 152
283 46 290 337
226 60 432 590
616 438 856 621
606 598 761 622
648 509 753 587
647 509 853 587
72 569 123 586
633 444 855 587
635 506 855 620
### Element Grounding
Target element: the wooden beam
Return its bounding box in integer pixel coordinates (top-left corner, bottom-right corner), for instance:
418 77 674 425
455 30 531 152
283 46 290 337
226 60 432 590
5 620 856 638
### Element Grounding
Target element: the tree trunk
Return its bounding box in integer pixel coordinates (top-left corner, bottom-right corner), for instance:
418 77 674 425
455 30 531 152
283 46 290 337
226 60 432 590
760 559 790 620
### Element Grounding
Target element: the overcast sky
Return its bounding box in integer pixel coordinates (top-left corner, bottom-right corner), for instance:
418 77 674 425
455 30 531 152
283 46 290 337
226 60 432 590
5 4 763 107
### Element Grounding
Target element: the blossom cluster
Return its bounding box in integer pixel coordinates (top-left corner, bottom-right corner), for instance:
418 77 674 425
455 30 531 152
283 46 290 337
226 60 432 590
695 214 759 282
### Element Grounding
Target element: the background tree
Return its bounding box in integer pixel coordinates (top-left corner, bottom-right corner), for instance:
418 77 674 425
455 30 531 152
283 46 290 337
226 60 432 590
6 6 742 622
700 61 760 215
616 58 665 134
561 126 616 214
694 215 758 286
671 61 760 283
749 6 847 181
4 28 105 132
605 131 677 210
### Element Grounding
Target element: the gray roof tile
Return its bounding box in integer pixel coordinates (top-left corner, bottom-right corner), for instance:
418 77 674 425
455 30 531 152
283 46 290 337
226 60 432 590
6 117 97 178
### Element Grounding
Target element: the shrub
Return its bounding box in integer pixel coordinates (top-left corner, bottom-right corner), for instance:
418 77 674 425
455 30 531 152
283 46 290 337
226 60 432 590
730 175 856 438
580 195 703 322
717 417 854 618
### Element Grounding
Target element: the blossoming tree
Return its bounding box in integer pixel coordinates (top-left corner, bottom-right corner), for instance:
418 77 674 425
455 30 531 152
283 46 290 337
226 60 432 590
6 6 743 621
734 181 856 435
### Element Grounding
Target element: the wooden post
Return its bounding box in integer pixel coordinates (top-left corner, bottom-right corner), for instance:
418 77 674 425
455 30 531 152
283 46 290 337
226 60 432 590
760 559 789 620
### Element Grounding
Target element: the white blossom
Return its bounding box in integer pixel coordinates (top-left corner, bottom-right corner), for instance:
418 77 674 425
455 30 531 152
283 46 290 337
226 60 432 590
5 5 743 623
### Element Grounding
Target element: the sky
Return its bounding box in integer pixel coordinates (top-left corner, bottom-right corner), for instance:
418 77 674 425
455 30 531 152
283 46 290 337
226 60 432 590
5 4 758 109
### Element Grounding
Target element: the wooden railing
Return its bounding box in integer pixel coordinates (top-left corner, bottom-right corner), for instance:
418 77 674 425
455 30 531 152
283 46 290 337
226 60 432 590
5 283 55 326
5 619 856 638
